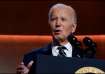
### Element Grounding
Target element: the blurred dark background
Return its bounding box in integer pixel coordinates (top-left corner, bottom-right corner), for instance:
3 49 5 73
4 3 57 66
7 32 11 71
0 0 104 35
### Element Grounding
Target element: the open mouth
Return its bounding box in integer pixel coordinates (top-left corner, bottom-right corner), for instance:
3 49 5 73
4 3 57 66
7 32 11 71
53 29 62 34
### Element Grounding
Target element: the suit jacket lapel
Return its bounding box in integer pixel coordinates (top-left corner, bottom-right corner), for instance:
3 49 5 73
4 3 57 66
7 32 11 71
42 43 52 55
72 44 81 58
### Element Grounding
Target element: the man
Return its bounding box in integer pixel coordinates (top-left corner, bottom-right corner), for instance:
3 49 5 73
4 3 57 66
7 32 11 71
17 3 82 74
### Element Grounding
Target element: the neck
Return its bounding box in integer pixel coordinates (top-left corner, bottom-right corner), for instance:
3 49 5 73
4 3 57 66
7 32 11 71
58 39 69 46
53 38 69 46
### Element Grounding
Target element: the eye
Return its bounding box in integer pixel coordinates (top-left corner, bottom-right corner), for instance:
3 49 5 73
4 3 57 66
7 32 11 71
61 17 66 21
50 17 57 21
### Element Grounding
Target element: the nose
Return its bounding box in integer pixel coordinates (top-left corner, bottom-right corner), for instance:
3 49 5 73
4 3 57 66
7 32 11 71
55 19 61 27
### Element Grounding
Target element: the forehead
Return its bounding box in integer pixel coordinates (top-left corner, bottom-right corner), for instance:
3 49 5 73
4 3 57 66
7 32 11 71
50 6 74 18
51 8 71 16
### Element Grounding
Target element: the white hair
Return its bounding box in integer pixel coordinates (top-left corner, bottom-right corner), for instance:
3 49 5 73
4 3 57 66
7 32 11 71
48 3 77 24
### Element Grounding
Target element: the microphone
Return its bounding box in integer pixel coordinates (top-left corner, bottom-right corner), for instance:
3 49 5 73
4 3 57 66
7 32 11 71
83 37 96 58
67 34 83 58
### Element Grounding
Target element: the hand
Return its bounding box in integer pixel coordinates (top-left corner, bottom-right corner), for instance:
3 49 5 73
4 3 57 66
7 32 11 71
16 61 34 74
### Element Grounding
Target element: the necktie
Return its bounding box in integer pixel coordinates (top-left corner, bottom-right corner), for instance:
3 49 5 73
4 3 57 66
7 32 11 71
57 46 67 57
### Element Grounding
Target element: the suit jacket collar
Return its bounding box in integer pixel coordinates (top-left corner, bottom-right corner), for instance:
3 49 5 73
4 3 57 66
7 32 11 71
41 43 52 55
42 43 81 58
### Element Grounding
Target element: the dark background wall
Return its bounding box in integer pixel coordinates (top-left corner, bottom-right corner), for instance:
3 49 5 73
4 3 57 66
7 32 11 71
0 0 104 73
0 0 104 35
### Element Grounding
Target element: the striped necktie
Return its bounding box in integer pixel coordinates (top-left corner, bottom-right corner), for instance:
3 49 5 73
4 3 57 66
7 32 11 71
57 46 67 57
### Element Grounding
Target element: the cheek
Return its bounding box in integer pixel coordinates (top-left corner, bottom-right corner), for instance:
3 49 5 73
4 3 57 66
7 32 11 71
64 25 73 35
49 22 55 29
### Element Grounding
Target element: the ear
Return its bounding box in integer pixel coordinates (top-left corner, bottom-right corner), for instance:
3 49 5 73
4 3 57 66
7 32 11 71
72 23 77 33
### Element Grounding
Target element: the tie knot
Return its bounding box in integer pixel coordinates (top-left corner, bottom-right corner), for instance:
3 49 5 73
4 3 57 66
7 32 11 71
57 46 67 51
57 46 67 57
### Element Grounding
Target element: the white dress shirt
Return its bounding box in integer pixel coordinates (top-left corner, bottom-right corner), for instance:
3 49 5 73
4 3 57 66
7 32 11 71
52 42 73 57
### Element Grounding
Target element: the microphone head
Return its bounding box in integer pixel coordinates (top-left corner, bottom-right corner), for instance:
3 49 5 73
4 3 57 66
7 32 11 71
83 37 93 47
83 37 97 58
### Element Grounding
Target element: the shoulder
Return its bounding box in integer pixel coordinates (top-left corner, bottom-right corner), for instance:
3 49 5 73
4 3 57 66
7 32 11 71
23 43 52 66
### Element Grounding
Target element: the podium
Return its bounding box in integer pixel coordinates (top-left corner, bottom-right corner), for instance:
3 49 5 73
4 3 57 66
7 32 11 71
34 55 105 74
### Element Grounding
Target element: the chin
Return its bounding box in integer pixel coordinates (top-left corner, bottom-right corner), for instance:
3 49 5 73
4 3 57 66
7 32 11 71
54 35 66 41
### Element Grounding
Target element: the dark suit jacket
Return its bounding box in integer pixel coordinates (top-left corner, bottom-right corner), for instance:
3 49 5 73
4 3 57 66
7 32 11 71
23 43 83 74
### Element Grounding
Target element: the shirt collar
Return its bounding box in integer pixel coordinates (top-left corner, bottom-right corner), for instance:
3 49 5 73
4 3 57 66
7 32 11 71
52 42 72 51
62 42 72 51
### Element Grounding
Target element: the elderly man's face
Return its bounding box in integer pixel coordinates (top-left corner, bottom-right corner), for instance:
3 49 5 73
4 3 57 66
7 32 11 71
49 8 76 41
